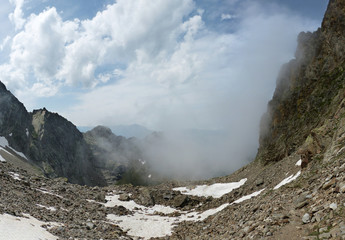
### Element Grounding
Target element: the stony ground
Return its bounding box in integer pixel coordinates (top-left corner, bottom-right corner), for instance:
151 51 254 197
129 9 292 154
1 143 345 240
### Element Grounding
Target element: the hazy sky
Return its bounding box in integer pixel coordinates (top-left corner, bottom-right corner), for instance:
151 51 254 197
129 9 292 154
0 0 327 131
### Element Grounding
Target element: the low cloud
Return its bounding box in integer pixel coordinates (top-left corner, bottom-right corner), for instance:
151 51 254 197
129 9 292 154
221 13 234 21
1 0 321 179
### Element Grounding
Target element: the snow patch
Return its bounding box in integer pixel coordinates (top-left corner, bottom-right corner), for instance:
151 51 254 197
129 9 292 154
274 171 301 190
295 159 302 166
36 188 64 199
9 147 27 160
0 136 9 147
106 194 231 239
173 178 247 198
26 128 29 137
138 159 146 165
0 213 60 240
0 135 27 160
0 155 6 162
9 133 12 137
105 177 263 240
8 172 21 181
36 204 57 212
233 188 265 204
104 195 176 214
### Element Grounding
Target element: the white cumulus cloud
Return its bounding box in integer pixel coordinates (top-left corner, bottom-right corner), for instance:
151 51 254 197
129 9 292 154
8 0 26 30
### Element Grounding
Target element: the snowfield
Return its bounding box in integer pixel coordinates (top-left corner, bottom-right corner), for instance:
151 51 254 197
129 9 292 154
0 213 60 240
105 165 302 239
233 188 266 204
295 159 302 166
274 171 301 190
105 194 234 239
105 180 267 240
173 178 247 198
0 136 28 160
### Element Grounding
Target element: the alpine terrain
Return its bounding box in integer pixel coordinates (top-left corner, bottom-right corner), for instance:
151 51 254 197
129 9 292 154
1 0 345 239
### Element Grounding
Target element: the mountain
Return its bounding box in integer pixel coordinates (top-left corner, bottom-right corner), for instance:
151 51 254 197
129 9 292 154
83 125 152 185
0 83 106 186
110 124 153 139
257 0 345 166
79 124 152 139
29 109 106 186
1 0 345 239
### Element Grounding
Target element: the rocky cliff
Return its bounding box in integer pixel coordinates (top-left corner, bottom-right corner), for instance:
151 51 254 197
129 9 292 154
83 125 150 185
29 109 106 186
257 0 345 165
1 1 345 239
0 81 31 155
0 84 106 186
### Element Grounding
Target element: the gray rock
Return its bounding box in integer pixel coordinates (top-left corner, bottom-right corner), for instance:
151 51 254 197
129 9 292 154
137 188 154 206
330 226 341 238
319 232 331 239
255 178 264 186
322 179 336 190
86 222 95 230
119 193 130 201
294 192 310 209
295 201 309 209
329 202 337 210
302 213 310 224
172 195 188 208
339 182 345 193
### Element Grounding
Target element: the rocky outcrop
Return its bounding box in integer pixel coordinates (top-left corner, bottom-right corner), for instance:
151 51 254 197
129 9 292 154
28 109 106 186
84 126 150 185
0 83 106 186
0 82 31 154
257 0 345 165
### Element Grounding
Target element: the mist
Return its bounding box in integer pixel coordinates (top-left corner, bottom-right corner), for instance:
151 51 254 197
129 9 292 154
137 129 256 180
60 1 321 181
0 0 322 181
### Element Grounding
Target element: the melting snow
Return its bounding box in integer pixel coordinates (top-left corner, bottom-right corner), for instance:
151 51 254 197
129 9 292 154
274 171 301 190
8 172 21 181
36 204 57 212
173 178 247 198
0 135 27 160
104 195 176 214
0 137 8 147
104 176 266 239
105 194 232 239
0 213 60 240
295 159 302 166
9 147 27 159
36 189 64 199
233 189 265 204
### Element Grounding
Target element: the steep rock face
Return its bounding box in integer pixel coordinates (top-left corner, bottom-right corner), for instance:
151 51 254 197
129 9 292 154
29 109 106 186
84 126 149 185
0 83 106 186
257 0 345 164
0 82 31 154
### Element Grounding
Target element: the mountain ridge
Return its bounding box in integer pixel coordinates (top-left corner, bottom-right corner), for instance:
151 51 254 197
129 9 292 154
1 0 345 239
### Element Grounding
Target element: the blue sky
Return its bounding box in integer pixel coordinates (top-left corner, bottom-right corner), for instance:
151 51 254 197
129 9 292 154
0 0 327 132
